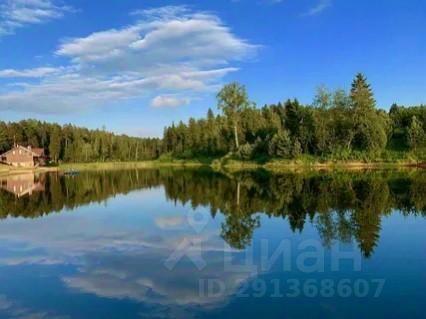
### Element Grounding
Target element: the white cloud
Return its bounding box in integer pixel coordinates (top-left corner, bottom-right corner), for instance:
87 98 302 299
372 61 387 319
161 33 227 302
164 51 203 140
56 8 255 73
62 253 252 307
0 294 66 319
302 0 332 16
0 67 60 78
0 5 258 113
130 5 189 19
0 204 247 309
56 26 143 63
0 0 73 36
155 215 185 228
0 67 235 113
151 95 190 108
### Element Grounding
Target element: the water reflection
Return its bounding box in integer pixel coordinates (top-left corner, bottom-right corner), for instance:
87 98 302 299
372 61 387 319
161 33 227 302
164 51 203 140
0 169 424 258
0 168 424 318
0 172 44 197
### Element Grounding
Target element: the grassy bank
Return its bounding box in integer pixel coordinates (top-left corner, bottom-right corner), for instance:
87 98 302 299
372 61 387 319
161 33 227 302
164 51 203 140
59 160 205 171
208 149 425 170
0 155 424 176
222 159 424 172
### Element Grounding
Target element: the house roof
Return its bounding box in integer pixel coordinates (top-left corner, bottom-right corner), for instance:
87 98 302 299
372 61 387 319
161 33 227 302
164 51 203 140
32 148 45 156
0 145 45 157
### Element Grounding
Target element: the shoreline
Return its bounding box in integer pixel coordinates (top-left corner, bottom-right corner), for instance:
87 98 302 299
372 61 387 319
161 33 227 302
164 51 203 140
235 159 425 169
1 159 424 176
0 166 59 177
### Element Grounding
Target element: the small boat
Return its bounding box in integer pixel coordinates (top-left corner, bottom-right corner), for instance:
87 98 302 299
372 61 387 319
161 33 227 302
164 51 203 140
63 169 80 176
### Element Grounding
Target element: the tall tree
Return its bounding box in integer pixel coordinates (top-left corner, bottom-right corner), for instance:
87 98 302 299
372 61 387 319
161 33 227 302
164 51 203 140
407 116 425 150
350 73 376 110
217 82 251 150
350 73 387 151
49 125 62 163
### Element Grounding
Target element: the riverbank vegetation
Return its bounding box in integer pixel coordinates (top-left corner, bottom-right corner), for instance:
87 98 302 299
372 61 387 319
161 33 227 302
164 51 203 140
0 73 424 166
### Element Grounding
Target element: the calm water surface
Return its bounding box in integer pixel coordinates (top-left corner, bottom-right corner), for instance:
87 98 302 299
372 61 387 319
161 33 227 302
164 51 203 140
0 168 425 318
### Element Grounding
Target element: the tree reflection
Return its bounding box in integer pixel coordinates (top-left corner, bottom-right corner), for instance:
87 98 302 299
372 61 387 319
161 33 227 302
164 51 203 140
0 168 424 258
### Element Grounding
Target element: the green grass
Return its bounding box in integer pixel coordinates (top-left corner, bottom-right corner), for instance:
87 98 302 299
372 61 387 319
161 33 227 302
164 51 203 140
157 153 215 164
209 150 426 172
24 148 426 173
59 160 206 171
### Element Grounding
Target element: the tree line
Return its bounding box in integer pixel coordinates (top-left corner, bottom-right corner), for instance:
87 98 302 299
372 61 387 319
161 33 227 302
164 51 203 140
0 73 424 163
0 120 161 162
163 73 425 161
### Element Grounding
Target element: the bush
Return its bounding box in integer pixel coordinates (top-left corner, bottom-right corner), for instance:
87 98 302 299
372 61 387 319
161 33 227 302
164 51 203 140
157 152 174 162
268 130 291 158
237 143 255 160
177 150 194 159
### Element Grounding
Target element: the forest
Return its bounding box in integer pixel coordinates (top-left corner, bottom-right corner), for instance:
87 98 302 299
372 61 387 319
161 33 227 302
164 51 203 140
0 120 162 162
0 73 425 163
163 73 425 162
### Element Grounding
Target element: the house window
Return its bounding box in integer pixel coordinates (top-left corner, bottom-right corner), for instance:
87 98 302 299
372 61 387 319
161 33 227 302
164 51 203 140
13 151 15 155
19 150 22 154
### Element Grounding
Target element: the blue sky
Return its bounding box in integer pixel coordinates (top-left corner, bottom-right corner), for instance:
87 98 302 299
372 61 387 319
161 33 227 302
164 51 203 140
0 0 425 137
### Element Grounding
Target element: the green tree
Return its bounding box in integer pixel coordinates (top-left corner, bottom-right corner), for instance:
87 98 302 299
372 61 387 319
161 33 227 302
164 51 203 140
217 82 251 150
0 122 10 153
284 99 301 138
350 74 388 151
407 116 425 150
350 73 376 110
268 130 292 158
313 85 332 109
237 143 254 160
49 125 62 162
291 139 302 158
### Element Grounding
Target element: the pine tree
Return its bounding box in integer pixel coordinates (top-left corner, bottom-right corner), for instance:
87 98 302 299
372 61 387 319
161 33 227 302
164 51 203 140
284 99 301 137
268 130 291 158
350 73 376 110
350 73 387 151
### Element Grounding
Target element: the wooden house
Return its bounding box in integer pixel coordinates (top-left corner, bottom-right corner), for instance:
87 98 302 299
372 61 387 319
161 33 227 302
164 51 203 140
0 145 47 167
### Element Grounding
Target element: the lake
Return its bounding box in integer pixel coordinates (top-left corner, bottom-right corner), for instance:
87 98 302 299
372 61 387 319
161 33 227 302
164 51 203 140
0 168 425 319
